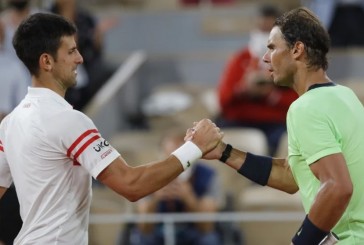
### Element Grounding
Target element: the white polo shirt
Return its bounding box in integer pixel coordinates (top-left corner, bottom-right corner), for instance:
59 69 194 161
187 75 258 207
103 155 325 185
0 87 120 245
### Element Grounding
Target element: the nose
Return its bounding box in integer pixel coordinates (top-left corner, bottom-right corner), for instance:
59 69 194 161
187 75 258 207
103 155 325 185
76 50 84 64
262 50 270 64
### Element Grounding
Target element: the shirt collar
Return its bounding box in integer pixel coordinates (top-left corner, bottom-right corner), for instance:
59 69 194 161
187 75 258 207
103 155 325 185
27 87 73 109
307 82 336 91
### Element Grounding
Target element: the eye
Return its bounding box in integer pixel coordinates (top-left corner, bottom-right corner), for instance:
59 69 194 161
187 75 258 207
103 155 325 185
69 48 78 54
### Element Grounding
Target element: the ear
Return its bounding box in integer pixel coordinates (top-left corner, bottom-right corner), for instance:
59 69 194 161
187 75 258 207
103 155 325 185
39 53 53 72
291 41 305 59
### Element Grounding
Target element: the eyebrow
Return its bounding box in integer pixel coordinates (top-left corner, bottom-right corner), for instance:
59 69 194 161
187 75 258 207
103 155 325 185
69 46 77 52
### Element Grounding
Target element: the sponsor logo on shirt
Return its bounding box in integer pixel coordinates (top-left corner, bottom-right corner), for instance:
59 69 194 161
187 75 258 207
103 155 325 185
101 149 113 159
93 140 110 152
23 103 31 108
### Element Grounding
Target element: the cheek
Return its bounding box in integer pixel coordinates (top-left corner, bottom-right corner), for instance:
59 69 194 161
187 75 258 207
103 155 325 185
272 52 289 72
271 51 281 65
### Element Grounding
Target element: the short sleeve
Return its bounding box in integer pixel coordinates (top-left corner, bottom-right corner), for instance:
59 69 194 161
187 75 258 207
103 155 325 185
48 110 120 179
287 104 342 165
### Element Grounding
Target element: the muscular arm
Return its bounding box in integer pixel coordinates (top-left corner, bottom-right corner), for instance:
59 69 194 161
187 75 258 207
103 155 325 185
0 186 7 199
97 155 184 202
268 157 298 194
97 118 222 202
308 153 353 231
206 142 299 194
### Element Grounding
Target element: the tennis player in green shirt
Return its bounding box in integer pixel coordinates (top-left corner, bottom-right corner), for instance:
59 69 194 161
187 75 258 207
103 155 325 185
192 7 364 245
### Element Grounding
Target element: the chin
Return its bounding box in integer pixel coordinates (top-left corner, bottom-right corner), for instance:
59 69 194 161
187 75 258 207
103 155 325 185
274 76 288 87
67 81 77 89
273 78 282 86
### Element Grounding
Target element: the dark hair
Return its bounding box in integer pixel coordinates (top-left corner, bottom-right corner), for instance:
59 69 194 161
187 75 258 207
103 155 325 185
12 12 77 76
275 7 330 71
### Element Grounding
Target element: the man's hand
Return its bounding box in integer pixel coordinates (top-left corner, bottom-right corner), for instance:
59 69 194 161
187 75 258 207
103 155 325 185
202 141 226 160
185 119 223 155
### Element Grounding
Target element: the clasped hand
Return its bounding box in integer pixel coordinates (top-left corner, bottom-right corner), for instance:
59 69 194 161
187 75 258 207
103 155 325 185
184 119 226 160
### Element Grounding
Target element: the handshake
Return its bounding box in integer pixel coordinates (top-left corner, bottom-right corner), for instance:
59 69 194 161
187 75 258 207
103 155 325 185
182 118 227 162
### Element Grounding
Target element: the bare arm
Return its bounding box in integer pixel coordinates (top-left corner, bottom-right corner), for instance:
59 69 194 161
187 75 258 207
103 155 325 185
308 153 352 231
97 119 222 202
204 141 299 194
97 155 183 202
268 157 298 194
0 186 7 199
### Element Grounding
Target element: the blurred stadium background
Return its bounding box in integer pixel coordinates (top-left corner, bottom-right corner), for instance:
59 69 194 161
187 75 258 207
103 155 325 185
4 0 364 244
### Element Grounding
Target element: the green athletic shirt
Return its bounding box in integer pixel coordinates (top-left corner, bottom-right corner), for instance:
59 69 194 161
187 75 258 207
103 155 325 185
287 83 364 244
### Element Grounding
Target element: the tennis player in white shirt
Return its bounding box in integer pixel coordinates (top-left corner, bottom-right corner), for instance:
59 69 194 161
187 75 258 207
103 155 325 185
0 13 222 245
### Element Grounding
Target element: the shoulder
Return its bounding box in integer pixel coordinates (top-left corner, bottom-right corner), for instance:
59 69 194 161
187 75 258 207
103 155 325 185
46 109 97 139
53 109 94 128
288 97 315 119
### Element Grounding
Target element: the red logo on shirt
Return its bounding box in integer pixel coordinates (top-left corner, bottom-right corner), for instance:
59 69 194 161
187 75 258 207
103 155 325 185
101 149 113 159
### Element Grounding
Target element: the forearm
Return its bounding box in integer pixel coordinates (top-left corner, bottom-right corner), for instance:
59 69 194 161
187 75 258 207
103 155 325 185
292 153 352 244
308 180 352 231
98 156 184 202
268 158 298 194
291 183 350 245
224 146 298 193
224 147 247 171
125 156 187 201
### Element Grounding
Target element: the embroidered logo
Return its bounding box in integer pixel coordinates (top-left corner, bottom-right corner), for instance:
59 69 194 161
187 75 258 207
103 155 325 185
93 140 110 152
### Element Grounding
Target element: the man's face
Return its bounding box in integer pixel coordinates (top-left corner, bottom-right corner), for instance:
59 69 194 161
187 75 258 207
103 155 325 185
263 26 295 87
52 35 83 89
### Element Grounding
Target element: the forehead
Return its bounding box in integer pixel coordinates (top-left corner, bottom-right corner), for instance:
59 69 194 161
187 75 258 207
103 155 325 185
59 35 77 49
268 26 287 46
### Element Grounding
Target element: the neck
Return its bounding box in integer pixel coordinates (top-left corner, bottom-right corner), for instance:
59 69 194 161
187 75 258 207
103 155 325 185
32 76 67 98
292 67 331 96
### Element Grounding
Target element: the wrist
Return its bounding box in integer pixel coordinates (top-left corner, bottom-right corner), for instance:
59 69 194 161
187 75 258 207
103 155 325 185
171 141 202 170
219 143 232 163
292 215 329 245
237 152 272 186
